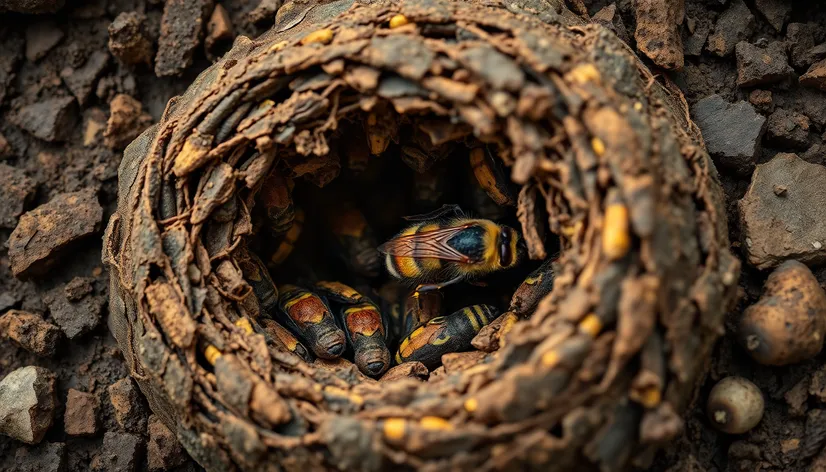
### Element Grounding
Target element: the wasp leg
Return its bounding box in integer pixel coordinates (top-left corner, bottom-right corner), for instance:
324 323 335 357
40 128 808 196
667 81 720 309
414 274 465 294
403 204 465 222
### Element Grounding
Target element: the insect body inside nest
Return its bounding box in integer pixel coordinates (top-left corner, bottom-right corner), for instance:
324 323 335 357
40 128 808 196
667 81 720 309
377 205 526 292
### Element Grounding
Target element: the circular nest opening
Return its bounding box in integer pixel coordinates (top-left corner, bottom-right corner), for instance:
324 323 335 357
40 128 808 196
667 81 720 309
103 1 741 471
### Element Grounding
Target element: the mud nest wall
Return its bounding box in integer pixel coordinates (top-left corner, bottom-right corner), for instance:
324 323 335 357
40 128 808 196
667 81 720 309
102 1 741 470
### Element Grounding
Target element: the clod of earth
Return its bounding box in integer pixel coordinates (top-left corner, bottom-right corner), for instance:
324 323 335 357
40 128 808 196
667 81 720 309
735 41 794 88
108 377 149 434
13 442 67 472
11 96 77 142
94 431 145 472
9 188 103 278
104 94 153 150
739 153 826 269
633 0 684 70
64 388 99 437
0 163 37 229
706 0 754 57
691 94 765 174
0 310 62 357
108 12 154 66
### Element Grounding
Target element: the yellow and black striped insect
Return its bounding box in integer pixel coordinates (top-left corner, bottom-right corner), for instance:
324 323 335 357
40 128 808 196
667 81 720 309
277 284 346 359
258 169 296 235
326 202 381 277
236 249 279 314
378 205 525 292
315 281 391 377
469 146 517 207
269 208 304 266
396 304 500 369
401 290 442 337
260 318 312 362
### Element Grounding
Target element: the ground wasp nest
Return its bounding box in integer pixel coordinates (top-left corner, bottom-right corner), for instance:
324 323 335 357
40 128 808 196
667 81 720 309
103 1 740 470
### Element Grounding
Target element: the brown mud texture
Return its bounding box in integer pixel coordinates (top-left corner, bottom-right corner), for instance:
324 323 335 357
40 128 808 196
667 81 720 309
0 0 824 472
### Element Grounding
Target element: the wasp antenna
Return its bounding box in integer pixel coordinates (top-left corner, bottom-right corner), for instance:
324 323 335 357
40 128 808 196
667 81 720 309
403 204 465 222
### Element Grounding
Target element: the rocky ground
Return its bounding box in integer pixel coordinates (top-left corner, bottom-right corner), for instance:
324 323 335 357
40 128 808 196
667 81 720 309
0 0 825 471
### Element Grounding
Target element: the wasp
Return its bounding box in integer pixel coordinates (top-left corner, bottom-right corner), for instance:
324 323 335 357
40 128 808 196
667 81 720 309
277 284 346 359
268 208 305 266
326 201 381 277
401 290 442 337
315 281 391 377
258 168 296 235
260 318 312 362
396 304 500 369
378 204 525 292
236 249 279 314
469 146 517 207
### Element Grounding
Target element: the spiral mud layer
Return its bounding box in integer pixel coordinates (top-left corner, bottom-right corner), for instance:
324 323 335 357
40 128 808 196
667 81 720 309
103 1 740 470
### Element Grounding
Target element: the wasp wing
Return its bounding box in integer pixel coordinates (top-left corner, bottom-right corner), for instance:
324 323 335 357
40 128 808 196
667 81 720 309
377 225 473 263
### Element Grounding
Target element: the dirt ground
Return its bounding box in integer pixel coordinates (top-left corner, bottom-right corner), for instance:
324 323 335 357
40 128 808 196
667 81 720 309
0 0 825 471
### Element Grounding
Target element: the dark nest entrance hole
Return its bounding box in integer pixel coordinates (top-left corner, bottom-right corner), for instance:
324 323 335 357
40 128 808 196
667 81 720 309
215 101 561 381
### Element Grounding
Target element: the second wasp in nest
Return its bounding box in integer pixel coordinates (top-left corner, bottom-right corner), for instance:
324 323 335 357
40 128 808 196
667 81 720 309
242 124 556 378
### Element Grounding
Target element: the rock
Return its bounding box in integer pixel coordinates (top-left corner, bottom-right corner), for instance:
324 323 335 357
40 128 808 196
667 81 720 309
147 415 187 471
12 97 77 142
14 442 67 472
801 59 826 92
592 4 630 45
108 12 153 66
739 153 826 269
706 0 754 57
0 0 64 13
9 189 103 278
25 20 64 61
205 4 233 58
0 310 62 357
248 0 281 26
766 108 811 149
691 94 765 174
633 0 684 70
736 41 794 88
0 366 57 444
748 89 773 114
96 432 145 472
64 389 99 437
64 276 94 301
754 0 791 32
108 377 149 433
44 283 104 339
104 94 153 150
155 0 214 77
60 51 109 106
787 23 818 69
0 163 37 228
